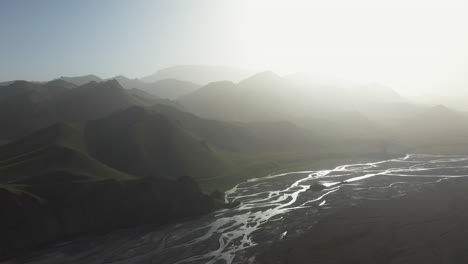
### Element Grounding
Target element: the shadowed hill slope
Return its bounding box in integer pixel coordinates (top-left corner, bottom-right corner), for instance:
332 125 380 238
85 106 225 180
0 80 176 141
0 107 222 258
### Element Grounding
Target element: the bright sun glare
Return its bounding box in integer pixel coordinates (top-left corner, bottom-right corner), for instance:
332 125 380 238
233 0 468 95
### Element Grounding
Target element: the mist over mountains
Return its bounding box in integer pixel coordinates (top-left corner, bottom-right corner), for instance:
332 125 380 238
2 65 468 155
2 65 468 258
141 65 256 85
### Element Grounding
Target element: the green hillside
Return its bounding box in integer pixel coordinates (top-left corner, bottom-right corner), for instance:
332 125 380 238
85 106 226 180
0 108 221 258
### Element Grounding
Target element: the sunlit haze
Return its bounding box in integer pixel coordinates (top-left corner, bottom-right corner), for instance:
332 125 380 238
1 0 467 96
3 1 468 262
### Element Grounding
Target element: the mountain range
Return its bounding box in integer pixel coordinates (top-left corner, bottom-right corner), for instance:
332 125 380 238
141 65 256 84
2 66 468 258
178 71 405 122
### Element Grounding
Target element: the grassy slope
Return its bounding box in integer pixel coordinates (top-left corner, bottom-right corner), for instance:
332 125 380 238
84 106 228 181
0 102 401 196
0 123 135 187
198 145 396 193
0 106 232 193
149 103 399 193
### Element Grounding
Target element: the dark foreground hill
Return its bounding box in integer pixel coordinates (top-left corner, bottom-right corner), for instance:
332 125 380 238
0 103 327 258
0 107 226 258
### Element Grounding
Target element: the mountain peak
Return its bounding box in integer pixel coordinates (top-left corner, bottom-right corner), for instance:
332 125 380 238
141 65 256 84
238 71 282 86
414 104 459 122
59 74 100 79
57 75 103 86
425 104 456 117
102 78 121 86
431 104 450 112
45 79 77 89
112 75 131 81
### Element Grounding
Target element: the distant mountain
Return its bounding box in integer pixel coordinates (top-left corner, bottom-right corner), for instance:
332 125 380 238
52 79 140 121
43 79 78 90
294 111 390 142
57 74 103 86
111 75 200 99
0 80 75 102
142 78 200 99
353 82 404 103
110 75 141 89
285 74 405 105
384 104 468 153
0 80 174 141
0 81 43 101
178 71 290 122
179 71 405 122
5 69 468 260
400 104 468 133
150 104 312 153
141 65 256 85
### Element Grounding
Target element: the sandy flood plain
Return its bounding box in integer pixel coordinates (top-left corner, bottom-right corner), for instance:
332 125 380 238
260 179 468 264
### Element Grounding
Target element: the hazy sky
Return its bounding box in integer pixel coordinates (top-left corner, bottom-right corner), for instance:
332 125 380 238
1 0 467 95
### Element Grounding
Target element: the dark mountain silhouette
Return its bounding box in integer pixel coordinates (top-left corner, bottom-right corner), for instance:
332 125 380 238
110 75 141 89
0 106 226 257
0 80 75 101
52 80 140 121
111 75 200 99
0 80 173 141
142 78 200 99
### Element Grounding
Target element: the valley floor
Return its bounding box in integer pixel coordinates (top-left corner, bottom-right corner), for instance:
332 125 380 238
260 179 468 264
